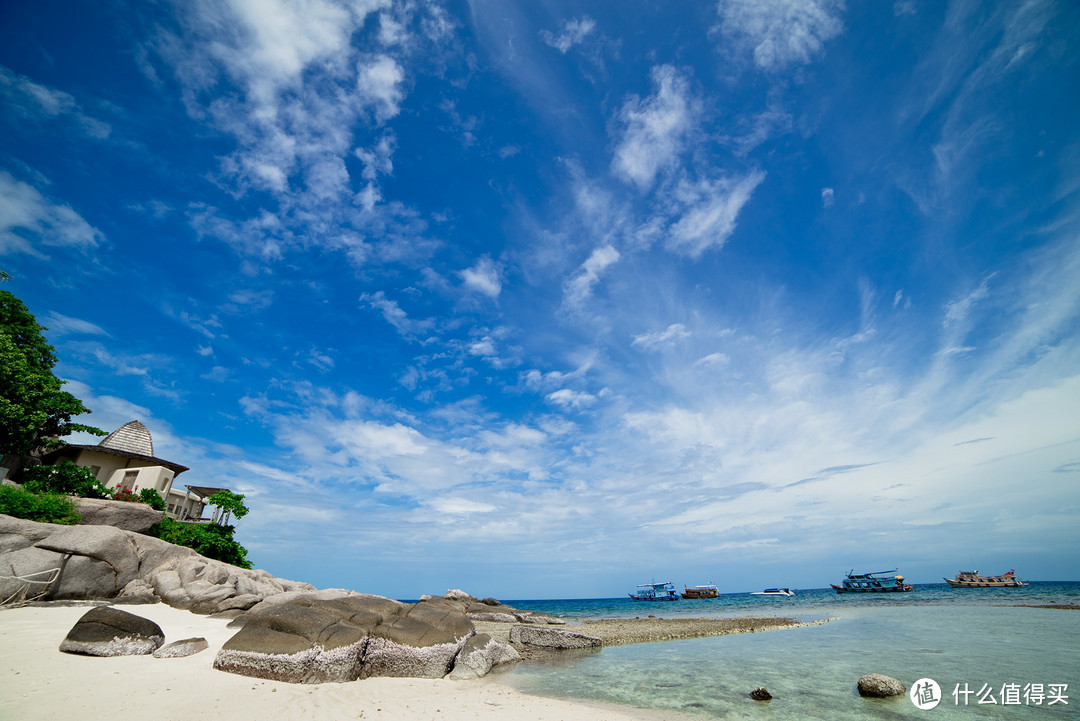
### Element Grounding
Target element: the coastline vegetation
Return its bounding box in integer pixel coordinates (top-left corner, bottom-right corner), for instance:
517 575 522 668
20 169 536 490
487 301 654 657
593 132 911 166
148 518 252 569
0 485 81 525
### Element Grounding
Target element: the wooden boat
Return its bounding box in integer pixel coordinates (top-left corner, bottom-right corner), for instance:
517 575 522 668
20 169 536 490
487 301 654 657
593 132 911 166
629 581 680 601
681 583 719 599
751 588 794 597
944 569 1026 588
831 569 913 593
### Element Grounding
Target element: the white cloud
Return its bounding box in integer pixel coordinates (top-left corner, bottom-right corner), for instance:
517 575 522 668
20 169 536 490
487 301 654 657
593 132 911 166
427 498 496 514
632 323 691 350
612 65 696 191
944 275 993 327
0 65 111 139
545 388 596 409
42 312 109 337
563 245 620 309
665 171 766 258
694 352 730 368
715 0 846 71
459 256 502 298
357 54 405 123
360 291 435 338
0 173 103 256
540 16 596 54
821 187 834 207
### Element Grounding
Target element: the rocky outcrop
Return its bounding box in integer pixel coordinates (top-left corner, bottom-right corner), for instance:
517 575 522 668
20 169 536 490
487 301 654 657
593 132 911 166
59 606 164 656
858 673 907 697
508 624 601 649
213 594 519 683
0 514 314 613
72 498 164 534
1 516 526 682
449 632 521 680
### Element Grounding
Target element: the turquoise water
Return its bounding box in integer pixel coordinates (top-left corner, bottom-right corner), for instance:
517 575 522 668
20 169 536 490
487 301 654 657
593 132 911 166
498 583 1080 719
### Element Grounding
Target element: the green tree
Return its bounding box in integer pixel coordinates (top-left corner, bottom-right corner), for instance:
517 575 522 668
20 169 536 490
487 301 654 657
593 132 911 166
207 489 249 524
0 290 104 457
149 518 252 568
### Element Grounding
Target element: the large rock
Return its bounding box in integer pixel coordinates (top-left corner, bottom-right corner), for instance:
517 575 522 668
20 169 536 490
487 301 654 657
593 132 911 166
73 498 164 534
214 595 480 683
858 673 907 697
508 624 601 649
214 603 372 683
59 606 164 656
0 514 315 613
448 633 520 680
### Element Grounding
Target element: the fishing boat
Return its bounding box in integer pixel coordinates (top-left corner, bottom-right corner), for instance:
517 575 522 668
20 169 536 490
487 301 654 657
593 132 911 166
944 569 1027 588
681 583 719 599
751 588 794 597
629 581 680 601
831 569 914 593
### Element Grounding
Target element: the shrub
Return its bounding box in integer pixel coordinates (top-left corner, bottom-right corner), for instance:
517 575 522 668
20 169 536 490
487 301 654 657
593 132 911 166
138 488 166 511
0 485 81 524
148 517 252 569
112 487 139 503
22 463 111 499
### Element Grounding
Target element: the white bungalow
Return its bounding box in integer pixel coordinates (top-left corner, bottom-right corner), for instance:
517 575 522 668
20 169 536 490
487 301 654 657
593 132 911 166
40 420 230 522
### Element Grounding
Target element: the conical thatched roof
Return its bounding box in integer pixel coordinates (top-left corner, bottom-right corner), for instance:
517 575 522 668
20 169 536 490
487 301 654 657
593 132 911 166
98 420 154 456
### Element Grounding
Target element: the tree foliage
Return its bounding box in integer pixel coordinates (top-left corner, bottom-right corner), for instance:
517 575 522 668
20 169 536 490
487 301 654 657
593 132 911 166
149 518 252 568
0 290 104 455
207 489 249 522
139 487 166 511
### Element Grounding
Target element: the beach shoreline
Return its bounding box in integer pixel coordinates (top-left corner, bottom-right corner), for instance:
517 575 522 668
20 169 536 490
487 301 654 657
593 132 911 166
0 602 799 721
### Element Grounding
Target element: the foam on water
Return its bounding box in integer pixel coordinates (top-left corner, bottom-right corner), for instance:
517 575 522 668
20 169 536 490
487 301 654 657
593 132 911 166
499 582 1080 719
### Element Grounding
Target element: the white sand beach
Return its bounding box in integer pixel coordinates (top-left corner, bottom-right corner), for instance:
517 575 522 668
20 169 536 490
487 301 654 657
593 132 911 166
0 603 680 721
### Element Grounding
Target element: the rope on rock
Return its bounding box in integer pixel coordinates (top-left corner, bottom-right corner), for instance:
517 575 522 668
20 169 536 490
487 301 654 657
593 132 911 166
0 567 62 607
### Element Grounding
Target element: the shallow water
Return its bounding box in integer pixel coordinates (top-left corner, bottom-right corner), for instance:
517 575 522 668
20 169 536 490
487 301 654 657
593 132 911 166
500 583 1079 719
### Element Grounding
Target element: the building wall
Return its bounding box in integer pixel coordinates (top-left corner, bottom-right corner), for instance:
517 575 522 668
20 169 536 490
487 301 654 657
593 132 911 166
71 449 176 498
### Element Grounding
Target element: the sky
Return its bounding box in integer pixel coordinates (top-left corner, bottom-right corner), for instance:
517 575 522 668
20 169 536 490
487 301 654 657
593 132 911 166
1 0 1078 600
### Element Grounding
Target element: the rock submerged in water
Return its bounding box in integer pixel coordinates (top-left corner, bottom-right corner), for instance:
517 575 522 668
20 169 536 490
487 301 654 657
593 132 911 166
749 687 772 701
858 673 907 697
59 606 164 656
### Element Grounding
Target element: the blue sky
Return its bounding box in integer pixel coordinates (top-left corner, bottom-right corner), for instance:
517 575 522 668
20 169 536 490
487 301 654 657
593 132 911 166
2 0 1078 599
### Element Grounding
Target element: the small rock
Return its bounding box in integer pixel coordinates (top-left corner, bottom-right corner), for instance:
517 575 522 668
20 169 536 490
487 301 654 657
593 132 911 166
858 673 907 697
59 606 164 656
153 637 209 658
749 687 772 701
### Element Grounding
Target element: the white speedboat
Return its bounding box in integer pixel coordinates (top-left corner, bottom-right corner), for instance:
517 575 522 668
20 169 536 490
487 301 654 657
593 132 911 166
750 588 794 597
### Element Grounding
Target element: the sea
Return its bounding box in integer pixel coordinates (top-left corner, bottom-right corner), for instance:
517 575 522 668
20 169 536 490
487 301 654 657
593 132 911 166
493 582 1080 720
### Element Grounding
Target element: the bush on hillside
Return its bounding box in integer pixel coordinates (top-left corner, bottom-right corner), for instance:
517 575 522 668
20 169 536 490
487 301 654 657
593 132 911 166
0 485 81 525
22 462 111 499
148 517 252 569
138 488 166 511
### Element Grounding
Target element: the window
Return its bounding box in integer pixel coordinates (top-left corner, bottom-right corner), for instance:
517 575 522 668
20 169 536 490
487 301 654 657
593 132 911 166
120 470 138 491
89 466 101 479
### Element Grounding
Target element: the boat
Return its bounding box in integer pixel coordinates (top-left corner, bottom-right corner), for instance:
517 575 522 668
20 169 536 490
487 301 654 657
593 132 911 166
831 569 914 593
751 588 794 597
629 581 680 601
681 583 719 599
944 569 1027 588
